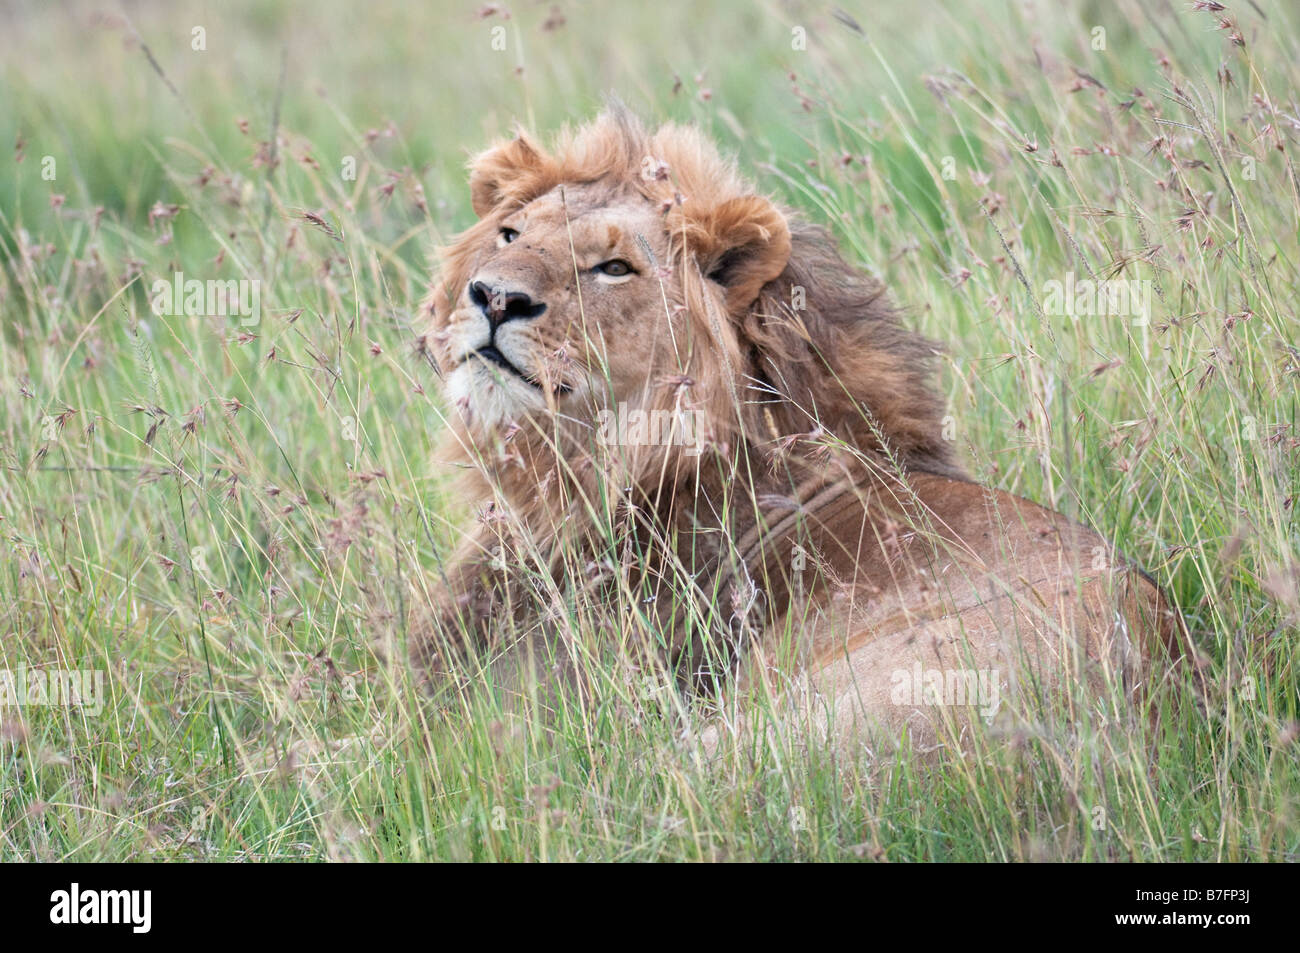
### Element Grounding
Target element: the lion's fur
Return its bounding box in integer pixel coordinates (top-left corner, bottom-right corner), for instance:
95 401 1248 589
413 106 1191 748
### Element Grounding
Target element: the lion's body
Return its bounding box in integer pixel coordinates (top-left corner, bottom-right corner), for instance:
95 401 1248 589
414 106 1189 749
710 472 1183 748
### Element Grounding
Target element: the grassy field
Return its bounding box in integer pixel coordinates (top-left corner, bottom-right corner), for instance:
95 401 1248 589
1 0 1297 861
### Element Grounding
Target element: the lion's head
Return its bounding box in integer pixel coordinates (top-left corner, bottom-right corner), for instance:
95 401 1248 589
423 105 960 534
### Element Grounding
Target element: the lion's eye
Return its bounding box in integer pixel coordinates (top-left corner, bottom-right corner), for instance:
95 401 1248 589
498 227 519 247
594 259 633 277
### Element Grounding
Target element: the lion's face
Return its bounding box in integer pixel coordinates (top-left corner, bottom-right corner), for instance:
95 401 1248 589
434 182 680 430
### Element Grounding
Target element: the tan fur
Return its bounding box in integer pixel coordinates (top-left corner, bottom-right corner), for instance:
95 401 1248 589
413 106 1192 751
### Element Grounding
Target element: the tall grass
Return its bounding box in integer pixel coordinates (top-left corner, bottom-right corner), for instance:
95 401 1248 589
0 0 1296 860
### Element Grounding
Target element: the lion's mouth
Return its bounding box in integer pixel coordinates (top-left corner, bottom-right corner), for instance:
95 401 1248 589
473 344 526 378
469 346 571 395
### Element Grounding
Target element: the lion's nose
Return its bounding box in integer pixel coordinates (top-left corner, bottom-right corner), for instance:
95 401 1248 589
469 280 547 328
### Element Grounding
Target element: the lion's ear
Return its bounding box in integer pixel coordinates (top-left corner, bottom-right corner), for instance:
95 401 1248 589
468 133 548 218
693 196 792 311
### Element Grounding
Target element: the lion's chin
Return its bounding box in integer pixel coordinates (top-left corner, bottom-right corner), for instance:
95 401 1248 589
445 361 551 430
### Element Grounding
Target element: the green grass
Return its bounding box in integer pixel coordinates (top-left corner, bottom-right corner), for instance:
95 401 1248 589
1 0 1297 861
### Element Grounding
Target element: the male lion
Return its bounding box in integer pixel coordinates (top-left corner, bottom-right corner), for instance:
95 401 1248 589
413 106 1190 751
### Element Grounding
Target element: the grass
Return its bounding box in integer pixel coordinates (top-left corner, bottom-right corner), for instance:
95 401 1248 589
0 0 1297 861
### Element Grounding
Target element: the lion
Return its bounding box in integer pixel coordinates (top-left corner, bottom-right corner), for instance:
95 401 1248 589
412 105 1192 752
